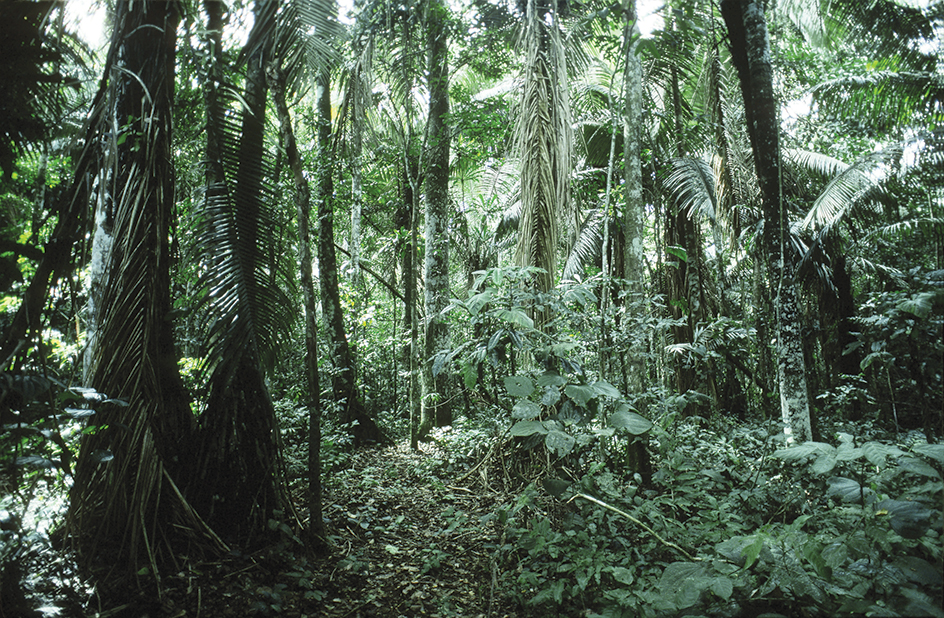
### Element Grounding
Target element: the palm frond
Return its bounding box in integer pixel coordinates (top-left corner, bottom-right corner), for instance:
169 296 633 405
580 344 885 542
864 217 944 242
561 209 603 283
826 0 939 72
196 73 296 389
663 156 718 223
270 0 343 100
812 71 943 131
785 148 851 179
799 146 900 231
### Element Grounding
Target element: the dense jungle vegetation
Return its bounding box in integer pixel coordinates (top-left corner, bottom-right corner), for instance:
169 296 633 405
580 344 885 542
1 0 942 616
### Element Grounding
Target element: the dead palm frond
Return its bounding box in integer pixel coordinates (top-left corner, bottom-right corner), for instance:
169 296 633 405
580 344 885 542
514 0 572 299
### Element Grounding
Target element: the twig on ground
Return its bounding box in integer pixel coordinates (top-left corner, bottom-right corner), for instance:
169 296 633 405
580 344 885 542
569 493 698 561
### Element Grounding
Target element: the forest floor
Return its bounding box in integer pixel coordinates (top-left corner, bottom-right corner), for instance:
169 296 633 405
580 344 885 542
20 437 526 618
156 438 523 618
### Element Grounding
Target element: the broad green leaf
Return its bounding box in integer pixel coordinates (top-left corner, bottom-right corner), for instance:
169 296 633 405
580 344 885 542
774 442 835 462
877 499 933 539
862 441 906 467
827 476 869 502
912 443 944 464
893 556 941 587
608 566 634 585
659 562 708 609
537 371 567 387
465 290 492 315
608 408 652 435
545 430 576 457
822 542 848 569
898 456 941 479
742 535 765 569
504 375 534 398
510 420 547 437
666 245 688 263
565 384 595 407
542 477 571 498
897 291 936 319
709 576 733 600
512 399 542 420
591 380 621 399
835 441 862 461
496 308 533 330
540 386 561 407
14 455 55 469
812 453 838 475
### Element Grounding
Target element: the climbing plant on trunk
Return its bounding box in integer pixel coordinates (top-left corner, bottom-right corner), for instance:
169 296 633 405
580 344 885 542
722 0 813 442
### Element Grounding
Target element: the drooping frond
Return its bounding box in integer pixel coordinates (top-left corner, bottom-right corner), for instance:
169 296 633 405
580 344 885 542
270 0 343 100
812 72 944 132
561 209 603 283
514 0 573 297
196 78 296 389
798 146 900 232
785 148 851 180
663 156 718 223
826 0 940 72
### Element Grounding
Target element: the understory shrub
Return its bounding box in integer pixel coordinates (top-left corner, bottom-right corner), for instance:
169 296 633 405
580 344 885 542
492 420 943 617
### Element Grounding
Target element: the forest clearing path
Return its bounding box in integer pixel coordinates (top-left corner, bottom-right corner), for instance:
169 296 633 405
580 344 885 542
307 439 519 617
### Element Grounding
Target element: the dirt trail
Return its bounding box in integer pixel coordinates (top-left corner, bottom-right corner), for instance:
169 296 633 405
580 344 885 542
152 440 522 618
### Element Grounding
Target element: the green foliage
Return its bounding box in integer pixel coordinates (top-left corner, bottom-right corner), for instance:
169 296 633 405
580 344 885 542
492 420 942 617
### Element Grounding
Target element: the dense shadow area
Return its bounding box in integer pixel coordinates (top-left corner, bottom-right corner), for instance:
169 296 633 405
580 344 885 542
5 439 525 618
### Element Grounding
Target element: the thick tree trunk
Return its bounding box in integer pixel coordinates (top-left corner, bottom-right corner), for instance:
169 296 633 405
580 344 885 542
421 0 452 436
70 0 217 579
722 0 813 442
190 13 288 543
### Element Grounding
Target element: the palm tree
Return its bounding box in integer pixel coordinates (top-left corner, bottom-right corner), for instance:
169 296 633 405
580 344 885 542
515 0 573 325
186 0 295 542
70 0 222 579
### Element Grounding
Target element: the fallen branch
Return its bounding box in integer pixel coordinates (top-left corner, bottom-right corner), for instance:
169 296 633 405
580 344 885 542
569 492 698 562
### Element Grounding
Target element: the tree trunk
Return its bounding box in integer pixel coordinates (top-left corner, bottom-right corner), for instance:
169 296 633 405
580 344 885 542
315 68 384 446
70 0 218 581
722 0 813 442
190 6 289 543
620 0 651 483
267 61 325 547
421 0 452 437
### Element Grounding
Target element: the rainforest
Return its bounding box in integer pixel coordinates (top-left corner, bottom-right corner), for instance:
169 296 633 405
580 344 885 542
0 0 941 616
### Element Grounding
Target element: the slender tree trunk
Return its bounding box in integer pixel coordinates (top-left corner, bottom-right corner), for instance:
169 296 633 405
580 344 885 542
621 0 646 387
722 0 813 442
420 0 452 436
267 61 325 547
315 68 384 446
665 60 702 413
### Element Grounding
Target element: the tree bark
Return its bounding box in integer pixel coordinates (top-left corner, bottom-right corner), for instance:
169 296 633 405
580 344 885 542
722 0 813 442
315 69 384 446
267 61 325 547
421 0 452 436
70 0 218 580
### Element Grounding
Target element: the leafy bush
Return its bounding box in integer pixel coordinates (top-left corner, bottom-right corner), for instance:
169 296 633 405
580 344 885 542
492 420 943 617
